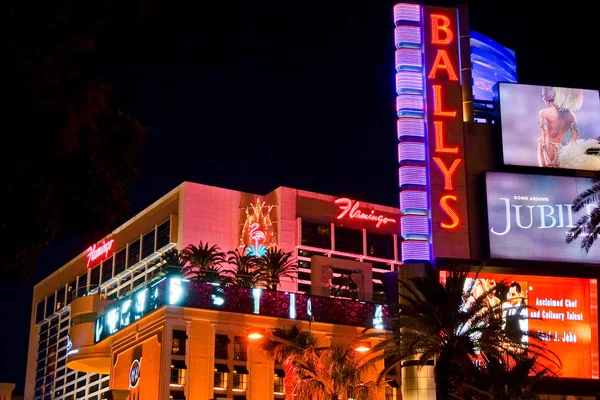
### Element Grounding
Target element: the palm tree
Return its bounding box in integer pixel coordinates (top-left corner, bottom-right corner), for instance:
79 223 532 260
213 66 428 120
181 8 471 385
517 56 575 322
227 248 258 288
287 345 377 400
256 247 297 290
180 241 231 284
566 178 600 252
362 265 557 399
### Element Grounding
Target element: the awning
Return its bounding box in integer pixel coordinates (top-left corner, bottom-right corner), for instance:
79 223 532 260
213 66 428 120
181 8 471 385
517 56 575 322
274 368 285 378
170 390 186 400
173 330 188 340
214 363 230 373
171 360 187 369
386 379 400 388
233 365 249 374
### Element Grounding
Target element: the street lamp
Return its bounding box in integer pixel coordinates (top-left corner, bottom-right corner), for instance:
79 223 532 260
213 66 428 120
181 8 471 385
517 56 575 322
247 328 264 340
353 341 371 353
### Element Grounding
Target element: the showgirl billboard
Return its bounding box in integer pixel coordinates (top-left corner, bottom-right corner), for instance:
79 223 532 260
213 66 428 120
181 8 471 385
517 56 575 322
498 83 600 171
443 270 599 380
486 172 599 264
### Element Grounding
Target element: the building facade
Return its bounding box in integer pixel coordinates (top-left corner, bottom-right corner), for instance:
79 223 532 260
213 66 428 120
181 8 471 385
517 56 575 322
25 183 402 400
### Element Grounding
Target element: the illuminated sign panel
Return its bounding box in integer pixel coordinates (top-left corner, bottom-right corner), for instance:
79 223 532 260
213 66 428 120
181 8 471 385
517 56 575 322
395 3 469 261
444 270 599 379
486 172 600 263
86 239 115 268
335 198 397 228
499 83 600 172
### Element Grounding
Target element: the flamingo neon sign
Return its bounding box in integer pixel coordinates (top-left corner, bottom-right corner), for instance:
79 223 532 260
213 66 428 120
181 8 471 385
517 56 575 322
240 198 276 257
335 198 397 228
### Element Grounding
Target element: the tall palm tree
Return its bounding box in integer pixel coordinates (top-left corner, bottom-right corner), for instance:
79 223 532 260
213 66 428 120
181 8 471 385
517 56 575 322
227 248 258 288
286 345 377 400
256 247 297 290
362 265 557 399
566 178 600 252
180 241 231 284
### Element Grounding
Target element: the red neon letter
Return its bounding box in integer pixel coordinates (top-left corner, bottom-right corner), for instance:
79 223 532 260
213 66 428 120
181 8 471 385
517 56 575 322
430 14 453 44
433 85 456 117
440 195 459 229
432 157 462 190
433 121 458 154
428 50 458 81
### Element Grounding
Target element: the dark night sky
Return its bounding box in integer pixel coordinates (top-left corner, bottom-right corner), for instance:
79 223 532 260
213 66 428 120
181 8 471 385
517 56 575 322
1 0 598 394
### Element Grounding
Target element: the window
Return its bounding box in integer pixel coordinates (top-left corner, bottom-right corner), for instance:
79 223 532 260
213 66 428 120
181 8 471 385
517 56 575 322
142 230 155 259
36 300 45 324
114 248 126 276
156 219 171 250
298 271 311 282
367 232 395 260
77 274 87 298
45 292 56 319
128 239 141 268
334 226 363 254
301 221 331 249
89 266 100 293
214 364 229 389
215 334 229 359
298 283 311 294
170 360 187 386
170 390 186 400
101 256 113 284
232 366 248 390
172 330 188 355
233 336 247 361
274 369 285 394
56 287 66 311
66 280 76 306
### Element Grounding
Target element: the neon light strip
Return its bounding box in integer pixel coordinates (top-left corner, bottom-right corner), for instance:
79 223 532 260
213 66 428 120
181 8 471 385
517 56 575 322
394 26 421 48
393 3 421 23
395 3 431 262
397 118 425 138
398 142 426 161
396 72 424 94
401 215 430 237
401 241 430 261
395 49 423 71
400 190 428 213
399 166 427 186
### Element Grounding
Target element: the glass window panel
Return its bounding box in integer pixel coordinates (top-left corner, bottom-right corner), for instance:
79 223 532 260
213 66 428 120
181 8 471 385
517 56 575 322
301 220 331 249
366 232 395 260
334 226 363 254
36 300 45 324
89 266 100 292
101 256 113 284
66 280 76 306
127 239 141 268
114 248 127 276
142 230 155 259
45 293 56 319
77 274 88 298
55 287 66 312
156 219 171 250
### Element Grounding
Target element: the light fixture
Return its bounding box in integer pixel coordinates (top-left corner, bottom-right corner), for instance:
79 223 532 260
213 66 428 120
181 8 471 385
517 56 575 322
354 341 371 353
247 328 264 340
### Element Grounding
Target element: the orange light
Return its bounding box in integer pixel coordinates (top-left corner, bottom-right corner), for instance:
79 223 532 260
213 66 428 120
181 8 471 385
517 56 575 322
440 195 460 229
433 121 458 153
432 85 456 117
432 157 462 190
430 14 453 44
428 49 458 81
247 328 264 340
354 341 371 353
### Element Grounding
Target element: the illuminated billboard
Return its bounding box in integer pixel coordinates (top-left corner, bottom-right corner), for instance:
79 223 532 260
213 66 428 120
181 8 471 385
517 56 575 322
486 172 600 263
446 271 599 380
498 83 600 171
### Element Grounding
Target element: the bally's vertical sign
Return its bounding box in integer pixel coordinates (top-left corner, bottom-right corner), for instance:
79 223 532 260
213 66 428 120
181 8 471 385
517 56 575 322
396 3 469 262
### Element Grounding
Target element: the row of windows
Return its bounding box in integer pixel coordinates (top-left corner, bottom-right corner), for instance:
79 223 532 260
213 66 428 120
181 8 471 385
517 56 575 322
35 218 172 324
301 220 399 260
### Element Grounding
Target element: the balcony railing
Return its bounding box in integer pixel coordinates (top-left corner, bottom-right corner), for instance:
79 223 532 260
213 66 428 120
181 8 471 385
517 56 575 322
95 278 390 343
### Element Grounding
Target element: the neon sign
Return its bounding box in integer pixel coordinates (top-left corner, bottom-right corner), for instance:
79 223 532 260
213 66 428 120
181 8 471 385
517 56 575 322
129 358 141 389
85 239 115 267
240 198 276 257
335 198 397 228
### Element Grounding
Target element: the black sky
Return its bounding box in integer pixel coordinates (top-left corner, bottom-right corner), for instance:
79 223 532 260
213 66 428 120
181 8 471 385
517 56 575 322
1 0 598 393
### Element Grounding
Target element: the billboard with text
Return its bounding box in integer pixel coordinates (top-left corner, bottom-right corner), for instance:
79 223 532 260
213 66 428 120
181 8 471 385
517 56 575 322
446 271 599 380
498 83 600 171
486 172 600 264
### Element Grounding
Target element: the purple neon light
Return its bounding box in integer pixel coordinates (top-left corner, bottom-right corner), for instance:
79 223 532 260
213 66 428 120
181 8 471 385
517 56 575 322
395 72 423 94
396 94 424 112
394 26 421 48
401 241 431 262
393 3 421 23
400 191 428 212
401 215 429 237
395 49 422 71
399 166 427 186
398 142 426 162
397 118 425 138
